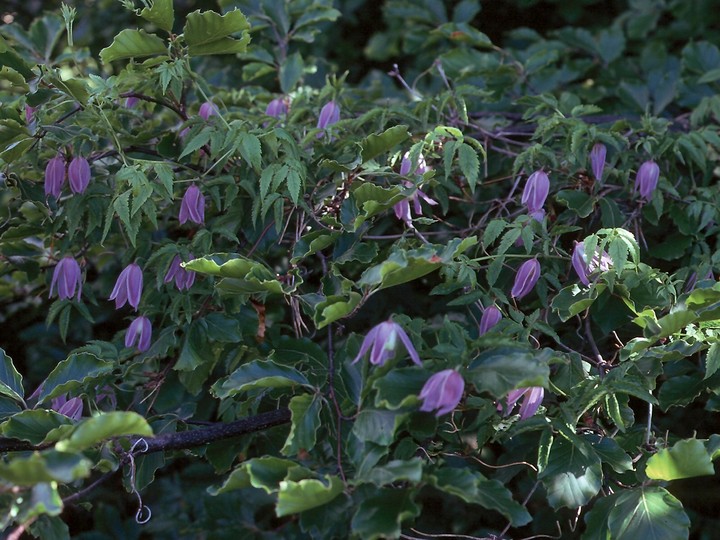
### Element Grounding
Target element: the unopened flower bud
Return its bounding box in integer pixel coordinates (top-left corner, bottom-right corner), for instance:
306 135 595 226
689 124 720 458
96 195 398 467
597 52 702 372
68 156 91 194
164 254 196 290
590 143 607 181
352 320 421 366
635 160 659 201
521 170 550 214
50 256 83 301
479 305 502 335
109 263 143 310
179 185 205 225
44 154 66 198
265 98 288 118
199 101 218 120
511 258 541 299
317 101 340 130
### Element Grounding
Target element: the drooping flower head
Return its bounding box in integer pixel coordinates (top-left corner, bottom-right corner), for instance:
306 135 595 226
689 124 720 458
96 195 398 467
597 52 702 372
635 160 660 201
572 241 612 286
317 100 340 130
521 170 550 214
352 320 421 367
500 387 544 419
51 395 83 420
125 96 139 108
179 184 205 225
45 154 66 198
25 105 36 125
164 254 196 291
50 256 83 301
393 182 438 226
265 98 288 118
68 156 91 194
125 316 152 352
109 263 143 310
479 305 502 336
511 258 541 299
400 152 430 177
590 143 607 181
199 101 219 120
419 369 465 417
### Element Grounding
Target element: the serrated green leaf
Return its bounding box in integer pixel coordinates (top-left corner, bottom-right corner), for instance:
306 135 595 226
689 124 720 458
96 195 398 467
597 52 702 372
457 142 480 192
360 125 410 163
37 353 113 404
100 29 167 63
0 348 24 404
183 9 250 56
139 0 174 32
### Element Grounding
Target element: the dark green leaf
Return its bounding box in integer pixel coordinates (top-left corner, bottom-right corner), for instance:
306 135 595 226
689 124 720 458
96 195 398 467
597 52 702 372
99 29 167 63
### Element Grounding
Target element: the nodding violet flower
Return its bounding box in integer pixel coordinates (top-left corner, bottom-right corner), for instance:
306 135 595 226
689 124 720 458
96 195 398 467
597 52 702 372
179 185 205 225
572 241 612 286
198 101 218 120
265 98 288 118
125 96 139 108
68 156 91 194
635 160 660 201
25 105 36 124
164 254 196 291
400 152 430 176
50 256 83 301
125 316 152 353
511 258 541 299
590 143 607 181
317 100 340 130
521 170 550 214
500 387 544 420
51 395 83 420
352 320 421 367
419 369 464 417
45 154 66 198
479 305 502 335
109 263 143 310
393 181 438 225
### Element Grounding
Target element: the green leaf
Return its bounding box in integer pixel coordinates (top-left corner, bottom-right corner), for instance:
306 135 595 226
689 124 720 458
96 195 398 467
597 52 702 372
0 451 91 485
608 487 690 540
360 125 410 163
582 493 621 540
176 320 210 372
352 409 407 446
37 353 113 404
183 9 250 56
55 412 153 453
457 142 480 193
428 467 532 526
208 456 298 495
645 438 714 480
467 347 550 397
356 458 423 487
371 368 426 409
552 284 606 322
555 190 595 218
705 342 720 379
0 348 24 404
277 475 344 516
279 51 303 93
281 393 322 456
539 435 603 510
99 29 167 63
212 359 312 399
2 410 73 445
351 488 420 540
237 131 262 171
139 0 174 32
312 292 362 329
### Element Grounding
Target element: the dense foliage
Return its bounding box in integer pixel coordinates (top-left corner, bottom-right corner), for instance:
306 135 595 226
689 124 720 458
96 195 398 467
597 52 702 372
2 0 720 538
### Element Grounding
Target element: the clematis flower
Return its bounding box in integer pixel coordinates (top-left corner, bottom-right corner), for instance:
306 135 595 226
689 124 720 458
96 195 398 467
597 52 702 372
479 305 502 335
68 156 91 194
590 143 607 181
49 256 83 301
199 101 218 120
45 154 66 198
179 184 205 225
400 152 430 176
164 254 196 291
25 105 36 124
109 263 143 310
352 320 421 366
51 395 83 420
635 160 659 201
511 258 541 299
521 170 550 214
265 98 288 118
419 369 464 416
125 96 139 108
317 100 340 132
572 241 612 286
500 387 544 419
125 316 152 352
393 182 438 225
